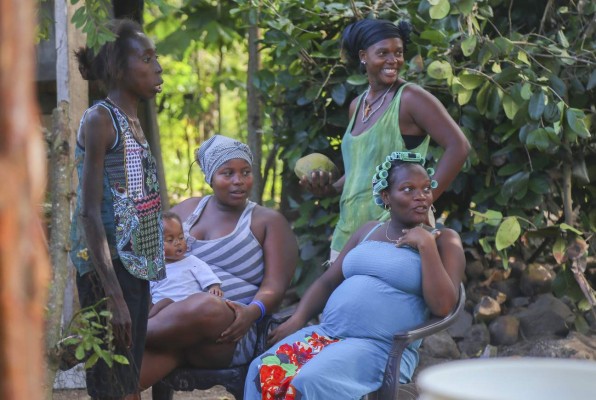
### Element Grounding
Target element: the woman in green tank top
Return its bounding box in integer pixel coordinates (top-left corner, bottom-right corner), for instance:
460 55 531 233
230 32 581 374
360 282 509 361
299 18 470 260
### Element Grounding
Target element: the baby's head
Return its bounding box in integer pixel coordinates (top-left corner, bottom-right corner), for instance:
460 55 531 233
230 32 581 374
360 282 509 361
162 211 187 262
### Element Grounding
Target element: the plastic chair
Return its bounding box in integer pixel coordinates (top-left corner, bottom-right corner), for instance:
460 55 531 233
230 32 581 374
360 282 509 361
364 282 466 400
151 308 293 400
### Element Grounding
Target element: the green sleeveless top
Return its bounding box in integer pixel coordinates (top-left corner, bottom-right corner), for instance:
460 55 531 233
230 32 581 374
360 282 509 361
331 83 430 253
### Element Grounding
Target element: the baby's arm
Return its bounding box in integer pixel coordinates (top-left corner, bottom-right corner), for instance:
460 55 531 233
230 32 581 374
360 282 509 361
207 284 224 297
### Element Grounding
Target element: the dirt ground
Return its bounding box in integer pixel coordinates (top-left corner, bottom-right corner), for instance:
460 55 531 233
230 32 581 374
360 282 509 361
53 386 234 400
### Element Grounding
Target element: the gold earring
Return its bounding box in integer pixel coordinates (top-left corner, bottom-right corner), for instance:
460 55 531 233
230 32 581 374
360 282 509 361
384 203 390 211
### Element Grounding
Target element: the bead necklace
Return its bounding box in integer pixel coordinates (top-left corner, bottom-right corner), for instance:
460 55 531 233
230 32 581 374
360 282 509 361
361 82 395 123
105 97 139 121
105 97 146 144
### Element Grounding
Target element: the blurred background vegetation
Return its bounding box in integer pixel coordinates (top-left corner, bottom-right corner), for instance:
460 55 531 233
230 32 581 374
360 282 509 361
49 0 595 305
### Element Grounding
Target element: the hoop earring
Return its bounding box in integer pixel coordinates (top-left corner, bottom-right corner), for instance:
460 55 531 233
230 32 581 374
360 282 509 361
384 203 390 211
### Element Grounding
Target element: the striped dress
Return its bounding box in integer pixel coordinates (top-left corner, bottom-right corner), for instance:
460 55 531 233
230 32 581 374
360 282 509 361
182 195 265 365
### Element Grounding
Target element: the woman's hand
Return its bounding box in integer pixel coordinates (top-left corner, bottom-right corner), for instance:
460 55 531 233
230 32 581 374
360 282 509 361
299 171 337 197
267 316 303 347
107 296 132 348
216 301 256 343
396 225 440 250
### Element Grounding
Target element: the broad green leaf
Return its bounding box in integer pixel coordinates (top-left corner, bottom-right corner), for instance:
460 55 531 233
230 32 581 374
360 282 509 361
346 74 368 86
494 67 519 84
557 30 569 48
497 163 522 176
502 94 520 120
75 345 86 360
486 87 502 120
526 128 552 151
565 108 590 138
461 36 477 56
476 81 491 115
559 223 582 235
428 0 441 5
471 209 503 226
420 30 447 44
458 88 473 105
552 237 566 264
517 51 530 66
549 75 567 97
85 353 99 369
542 102 561 123
528 91 545 120
528 175 551 194
520 83 532 100
479 237 492 254
113 354 130 365
457 0 476 15
459 73 484 89
501 171 530 200
427 60 453 80
430 0 451 19
496 217 521 250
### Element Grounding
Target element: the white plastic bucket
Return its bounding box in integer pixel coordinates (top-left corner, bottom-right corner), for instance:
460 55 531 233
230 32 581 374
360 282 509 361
417 357 596 400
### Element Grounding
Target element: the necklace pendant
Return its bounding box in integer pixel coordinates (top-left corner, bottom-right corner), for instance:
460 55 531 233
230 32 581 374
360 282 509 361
364 103 371 118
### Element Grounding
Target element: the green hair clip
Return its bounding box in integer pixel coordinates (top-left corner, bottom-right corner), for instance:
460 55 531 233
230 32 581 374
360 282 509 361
372 151 437 208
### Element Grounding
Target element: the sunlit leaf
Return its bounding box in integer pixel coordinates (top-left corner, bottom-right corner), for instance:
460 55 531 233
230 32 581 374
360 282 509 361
553 237 566 264
427 60 453 80
461 35 477 56
496 217 521 250
429 0 451 19
502 94 520 120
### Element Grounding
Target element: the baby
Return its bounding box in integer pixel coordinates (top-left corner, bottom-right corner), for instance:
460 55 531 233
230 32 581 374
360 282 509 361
149 211 223 314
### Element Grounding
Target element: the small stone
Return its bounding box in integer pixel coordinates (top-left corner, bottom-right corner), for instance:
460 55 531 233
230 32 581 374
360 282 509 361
474 296 501 323
489 315 520 345
458 323 490 358
422 331 461 359
520 263 554 296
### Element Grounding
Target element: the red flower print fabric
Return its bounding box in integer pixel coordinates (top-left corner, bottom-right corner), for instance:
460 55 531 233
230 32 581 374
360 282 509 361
258 332 342 399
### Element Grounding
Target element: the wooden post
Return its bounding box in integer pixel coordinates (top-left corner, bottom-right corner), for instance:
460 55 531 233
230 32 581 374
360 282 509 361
0 0 51 398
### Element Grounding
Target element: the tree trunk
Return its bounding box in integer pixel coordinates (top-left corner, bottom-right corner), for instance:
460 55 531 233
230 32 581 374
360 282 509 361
44 102 73 395
0 0 51 398
247 9 263 203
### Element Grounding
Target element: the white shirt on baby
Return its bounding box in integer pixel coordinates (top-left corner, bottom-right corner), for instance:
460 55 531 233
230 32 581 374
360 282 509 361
150 254 221 304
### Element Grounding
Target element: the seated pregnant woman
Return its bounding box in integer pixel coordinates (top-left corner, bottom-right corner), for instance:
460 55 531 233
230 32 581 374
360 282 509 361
244 152 465 399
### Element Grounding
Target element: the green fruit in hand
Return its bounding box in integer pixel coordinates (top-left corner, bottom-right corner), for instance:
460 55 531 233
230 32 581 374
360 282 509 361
294 153 339 182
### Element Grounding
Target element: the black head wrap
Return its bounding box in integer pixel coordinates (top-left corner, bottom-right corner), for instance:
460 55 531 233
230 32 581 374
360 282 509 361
341 19 412 67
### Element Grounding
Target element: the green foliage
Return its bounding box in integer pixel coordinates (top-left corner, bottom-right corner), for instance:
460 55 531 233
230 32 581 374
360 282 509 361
240 0 595 290
70 0 115 52
61 298 129 369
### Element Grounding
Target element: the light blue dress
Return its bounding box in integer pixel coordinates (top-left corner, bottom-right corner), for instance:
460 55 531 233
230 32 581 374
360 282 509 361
244 224 429 399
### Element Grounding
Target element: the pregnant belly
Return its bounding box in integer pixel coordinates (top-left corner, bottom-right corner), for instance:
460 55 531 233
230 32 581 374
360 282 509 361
321 275 427 340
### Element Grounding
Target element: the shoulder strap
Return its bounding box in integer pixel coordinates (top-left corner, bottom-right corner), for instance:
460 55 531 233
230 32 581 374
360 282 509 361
182 196 210 237
361 222 384 242
96 101 123 151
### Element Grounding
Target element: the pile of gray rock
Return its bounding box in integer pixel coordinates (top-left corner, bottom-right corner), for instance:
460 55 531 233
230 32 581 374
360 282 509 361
416 258 596 375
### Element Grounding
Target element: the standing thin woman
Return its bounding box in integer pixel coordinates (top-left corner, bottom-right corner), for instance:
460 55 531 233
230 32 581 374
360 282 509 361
69 19 164 400
301 18 470 261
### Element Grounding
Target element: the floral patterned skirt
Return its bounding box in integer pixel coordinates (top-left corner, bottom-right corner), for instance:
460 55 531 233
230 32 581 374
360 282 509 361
258 332 342 399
